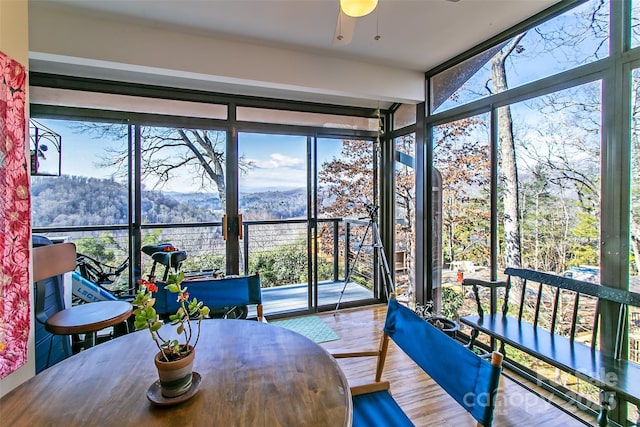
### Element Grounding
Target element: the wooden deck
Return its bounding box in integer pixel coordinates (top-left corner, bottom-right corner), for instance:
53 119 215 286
260 280 373 315
315 304 596 427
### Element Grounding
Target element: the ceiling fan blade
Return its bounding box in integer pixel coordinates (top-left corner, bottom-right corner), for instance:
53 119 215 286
333 10 355 46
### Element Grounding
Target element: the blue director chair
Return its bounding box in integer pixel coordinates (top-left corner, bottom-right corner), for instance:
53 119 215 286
153 273 266 322
333 295 503 427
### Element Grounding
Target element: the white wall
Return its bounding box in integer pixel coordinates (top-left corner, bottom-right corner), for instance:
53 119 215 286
0 0 32 398
28 3 424 108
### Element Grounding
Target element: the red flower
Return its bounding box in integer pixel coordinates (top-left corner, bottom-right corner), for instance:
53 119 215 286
137 278 158 293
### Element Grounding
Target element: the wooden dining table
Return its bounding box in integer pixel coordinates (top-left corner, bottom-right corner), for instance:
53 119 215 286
1 319 352 426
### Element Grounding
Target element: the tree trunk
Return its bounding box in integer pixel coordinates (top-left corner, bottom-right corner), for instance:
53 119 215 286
491 37 523 270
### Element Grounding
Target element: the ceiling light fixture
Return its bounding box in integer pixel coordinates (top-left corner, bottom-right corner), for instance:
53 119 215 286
340 0 378 18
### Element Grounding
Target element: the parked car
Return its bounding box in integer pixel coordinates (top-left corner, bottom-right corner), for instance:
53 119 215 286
562 266 599 283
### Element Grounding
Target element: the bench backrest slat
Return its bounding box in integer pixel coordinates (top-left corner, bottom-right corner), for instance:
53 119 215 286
533 283 543 328
518 277 527 320
570 292 580 342
504 268 640 354
615 304 627 358
592 299 600 351
550 288 560 334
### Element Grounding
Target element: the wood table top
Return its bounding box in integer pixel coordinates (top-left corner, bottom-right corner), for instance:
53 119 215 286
1 319 352 427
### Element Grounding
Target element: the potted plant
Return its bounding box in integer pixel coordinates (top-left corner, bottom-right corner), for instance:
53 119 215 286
414 300 459 338
133 260 210 399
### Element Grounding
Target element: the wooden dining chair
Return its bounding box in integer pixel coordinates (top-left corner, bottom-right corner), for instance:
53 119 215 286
33 238 133 368
332 295 504 427
32 236 76 371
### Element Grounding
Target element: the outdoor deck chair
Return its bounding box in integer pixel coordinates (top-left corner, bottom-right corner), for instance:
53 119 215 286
333 295 503 427
154 272 267 322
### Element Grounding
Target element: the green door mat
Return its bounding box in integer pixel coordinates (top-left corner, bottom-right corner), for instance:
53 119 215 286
272 315 339 343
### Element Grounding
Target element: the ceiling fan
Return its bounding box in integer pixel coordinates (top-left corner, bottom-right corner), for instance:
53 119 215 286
333 0 378 46
333 0 461 46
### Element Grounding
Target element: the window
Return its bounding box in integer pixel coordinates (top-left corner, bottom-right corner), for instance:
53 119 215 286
394 134 415 301
431 0 610 114
433 114 491 279
505 81 601 276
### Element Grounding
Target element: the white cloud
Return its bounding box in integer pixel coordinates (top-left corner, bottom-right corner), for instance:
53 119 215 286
250 153 304 169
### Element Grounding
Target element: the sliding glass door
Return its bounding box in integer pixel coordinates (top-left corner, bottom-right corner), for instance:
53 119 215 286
238 132 310 313
316 137 376 308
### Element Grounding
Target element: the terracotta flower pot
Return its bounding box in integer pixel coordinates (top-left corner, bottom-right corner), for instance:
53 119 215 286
154 346 195 398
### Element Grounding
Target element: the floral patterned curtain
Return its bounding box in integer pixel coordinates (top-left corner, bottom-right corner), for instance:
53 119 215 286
0 50 30 378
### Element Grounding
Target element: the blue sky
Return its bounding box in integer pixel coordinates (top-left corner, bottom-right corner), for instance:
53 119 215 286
34 119 344 194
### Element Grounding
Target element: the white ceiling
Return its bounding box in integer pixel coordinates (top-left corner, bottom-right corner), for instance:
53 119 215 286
30 0 558 107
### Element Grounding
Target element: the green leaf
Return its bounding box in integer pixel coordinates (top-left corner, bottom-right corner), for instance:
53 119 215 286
134 320 148 330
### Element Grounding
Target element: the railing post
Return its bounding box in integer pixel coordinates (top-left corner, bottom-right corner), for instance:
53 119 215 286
344 222 350 282
333 220 339 282
243 222 249 275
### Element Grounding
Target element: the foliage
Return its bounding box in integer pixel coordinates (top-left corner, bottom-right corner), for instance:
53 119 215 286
440 286 464 320
414 286 464 321
74 234 119 264
132 247 210 362
318 139 374 218
433 116 491 267
247 239 333 287
181 253 225 274
567 211 599 267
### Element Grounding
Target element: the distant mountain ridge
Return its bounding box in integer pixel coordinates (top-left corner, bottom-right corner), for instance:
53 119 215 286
31 175 307 227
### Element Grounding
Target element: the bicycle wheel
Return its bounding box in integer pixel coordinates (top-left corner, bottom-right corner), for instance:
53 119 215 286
227 305 248 319
209 305 248 319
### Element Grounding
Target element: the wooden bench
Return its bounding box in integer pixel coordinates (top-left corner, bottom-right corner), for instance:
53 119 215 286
460 267 640 426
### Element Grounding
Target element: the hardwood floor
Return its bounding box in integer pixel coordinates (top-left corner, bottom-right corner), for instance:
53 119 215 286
316 304 594 427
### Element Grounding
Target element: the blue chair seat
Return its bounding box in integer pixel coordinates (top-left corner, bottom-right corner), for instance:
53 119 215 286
353 390 414 427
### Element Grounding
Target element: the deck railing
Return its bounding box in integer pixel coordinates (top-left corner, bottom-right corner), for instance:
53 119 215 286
32 217 376 292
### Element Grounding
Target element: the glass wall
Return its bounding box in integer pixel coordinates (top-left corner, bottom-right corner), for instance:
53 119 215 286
394 134 415 304
138 125 226 276
237 132 308 304
507 82 601 277
317 137 376 304
431 0 610 114
630 66 640 361
426 0 637 423
30 118 131 290
30 80 381 316
433 114 490 319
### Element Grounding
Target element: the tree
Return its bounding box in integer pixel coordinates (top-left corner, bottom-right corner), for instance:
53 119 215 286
318 139 375 218
433 116 491 267
74 123 231 208
631 70 640 274
490 34 526 270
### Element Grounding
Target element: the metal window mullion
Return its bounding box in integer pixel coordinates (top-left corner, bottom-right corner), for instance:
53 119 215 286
490 107 499 282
